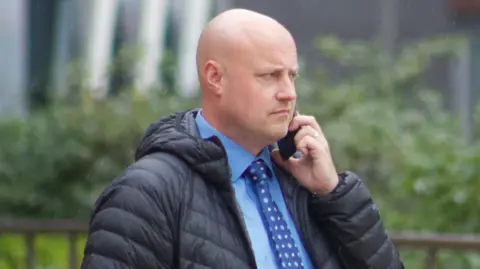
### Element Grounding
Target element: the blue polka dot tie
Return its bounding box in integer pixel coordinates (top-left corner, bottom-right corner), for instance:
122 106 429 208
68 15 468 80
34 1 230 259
243 159 305 269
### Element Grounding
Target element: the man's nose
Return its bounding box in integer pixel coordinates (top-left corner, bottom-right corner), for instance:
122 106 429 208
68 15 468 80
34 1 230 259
276 76 296 101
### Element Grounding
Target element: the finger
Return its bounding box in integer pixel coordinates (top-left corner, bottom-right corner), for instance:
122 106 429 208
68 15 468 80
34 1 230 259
289 115 321 132
295 125 328 148
294 125 322 145
296 135 327 160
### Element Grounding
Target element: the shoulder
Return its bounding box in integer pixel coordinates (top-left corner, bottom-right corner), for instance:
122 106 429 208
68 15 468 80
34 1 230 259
92 152 192 218
121 152 191 192
83 153 187 268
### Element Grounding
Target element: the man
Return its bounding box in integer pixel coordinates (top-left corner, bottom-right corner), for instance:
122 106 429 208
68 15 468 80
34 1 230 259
81 8 404 269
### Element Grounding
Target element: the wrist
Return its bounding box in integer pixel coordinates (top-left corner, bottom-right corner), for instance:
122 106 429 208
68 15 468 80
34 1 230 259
309 175 340 196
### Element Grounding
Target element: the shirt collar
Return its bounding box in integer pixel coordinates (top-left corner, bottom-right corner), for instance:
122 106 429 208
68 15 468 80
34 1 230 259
195 109 273 182
256 147 275 176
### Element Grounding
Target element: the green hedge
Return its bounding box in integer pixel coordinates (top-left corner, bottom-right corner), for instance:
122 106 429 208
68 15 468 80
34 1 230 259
0 93 199 220
0 35 479 268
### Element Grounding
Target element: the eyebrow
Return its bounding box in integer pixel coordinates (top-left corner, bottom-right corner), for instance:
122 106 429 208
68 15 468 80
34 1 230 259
267 65 299 73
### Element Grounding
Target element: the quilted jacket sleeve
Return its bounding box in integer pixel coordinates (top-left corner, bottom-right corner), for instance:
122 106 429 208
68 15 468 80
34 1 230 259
309 172 404 269
81 157 179 269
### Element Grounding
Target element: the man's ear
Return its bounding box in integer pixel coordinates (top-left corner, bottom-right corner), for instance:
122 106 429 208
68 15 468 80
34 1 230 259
204 60 223 96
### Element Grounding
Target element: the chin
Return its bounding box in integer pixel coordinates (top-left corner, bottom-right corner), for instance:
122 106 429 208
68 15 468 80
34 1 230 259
269 127 289 141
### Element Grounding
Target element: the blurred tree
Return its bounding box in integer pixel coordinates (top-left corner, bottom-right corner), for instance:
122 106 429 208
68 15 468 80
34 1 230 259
303 35 480 234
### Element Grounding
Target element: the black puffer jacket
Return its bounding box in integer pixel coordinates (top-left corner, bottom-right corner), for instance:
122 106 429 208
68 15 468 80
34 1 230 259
81 109 404 269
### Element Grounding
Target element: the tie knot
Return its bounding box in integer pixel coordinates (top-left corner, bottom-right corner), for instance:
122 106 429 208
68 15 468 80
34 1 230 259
243 159 272 183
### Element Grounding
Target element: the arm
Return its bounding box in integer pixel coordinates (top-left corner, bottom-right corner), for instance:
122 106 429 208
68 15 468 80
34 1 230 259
81 162 176 269
309 171 404 269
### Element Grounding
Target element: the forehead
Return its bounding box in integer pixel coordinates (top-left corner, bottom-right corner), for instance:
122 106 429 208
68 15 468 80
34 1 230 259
243 30 298 70
255 47 298 71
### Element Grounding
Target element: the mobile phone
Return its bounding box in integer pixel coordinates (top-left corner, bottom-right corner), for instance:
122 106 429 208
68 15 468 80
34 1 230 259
277 108 298 160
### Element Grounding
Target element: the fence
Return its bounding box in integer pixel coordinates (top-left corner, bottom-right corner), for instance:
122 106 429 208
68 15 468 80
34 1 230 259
1 220 480 269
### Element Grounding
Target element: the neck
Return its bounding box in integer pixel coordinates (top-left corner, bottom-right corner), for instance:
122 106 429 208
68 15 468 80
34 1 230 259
201 107 268 156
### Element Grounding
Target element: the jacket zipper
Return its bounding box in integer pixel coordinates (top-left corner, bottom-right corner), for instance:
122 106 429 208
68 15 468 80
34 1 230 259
223 182 258 269
212 137 257 268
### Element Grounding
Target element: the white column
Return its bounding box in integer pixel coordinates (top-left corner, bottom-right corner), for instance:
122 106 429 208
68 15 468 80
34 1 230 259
0 0 28 116
177 0 212 97
451 38 473 143
51 0 76 98
134 0 170 93
84 0 119 99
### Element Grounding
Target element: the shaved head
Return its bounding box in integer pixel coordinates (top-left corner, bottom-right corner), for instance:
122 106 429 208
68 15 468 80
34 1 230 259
196 9 293 75
196 9 298 154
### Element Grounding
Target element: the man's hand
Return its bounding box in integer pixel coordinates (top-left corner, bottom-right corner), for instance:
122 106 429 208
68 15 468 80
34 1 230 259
272 114 339 195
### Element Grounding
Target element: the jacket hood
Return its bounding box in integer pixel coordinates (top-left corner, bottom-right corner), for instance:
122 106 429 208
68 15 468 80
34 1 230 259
134 109 230 187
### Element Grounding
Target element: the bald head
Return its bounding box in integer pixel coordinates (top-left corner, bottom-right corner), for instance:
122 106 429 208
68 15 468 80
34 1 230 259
196 9 298 154
196 9 295 81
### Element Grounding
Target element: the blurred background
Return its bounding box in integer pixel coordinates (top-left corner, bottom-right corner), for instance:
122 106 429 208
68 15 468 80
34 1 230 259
0 0 479 268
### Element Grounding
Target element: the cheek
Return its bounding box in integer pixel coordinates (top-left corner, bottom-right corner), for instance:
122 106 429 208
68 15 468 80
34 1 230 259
221 87 250 117
224 78 272 119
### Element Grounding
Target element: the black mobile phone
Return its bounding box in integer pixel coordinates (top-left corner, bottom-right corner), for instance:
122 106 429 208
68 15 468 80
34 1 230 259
277 109 298 160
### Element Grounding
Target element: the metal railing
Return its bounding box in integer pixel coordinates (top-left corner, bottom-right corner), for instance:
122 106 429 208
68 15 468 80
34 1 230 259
1 220 480 269
0 220 87 269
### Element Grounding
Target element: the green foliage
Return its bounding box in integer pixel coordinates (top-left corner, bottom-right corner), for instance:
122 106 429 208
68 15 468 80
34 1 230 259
0 44 195 220
0 92 199 220
296 35 479 268
0 34 479 268
301 35 480 235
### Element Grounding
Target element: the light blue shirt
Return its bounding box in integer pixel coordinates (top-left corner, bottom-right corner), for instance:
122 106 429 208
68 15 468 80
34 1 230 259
195 110 313 269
